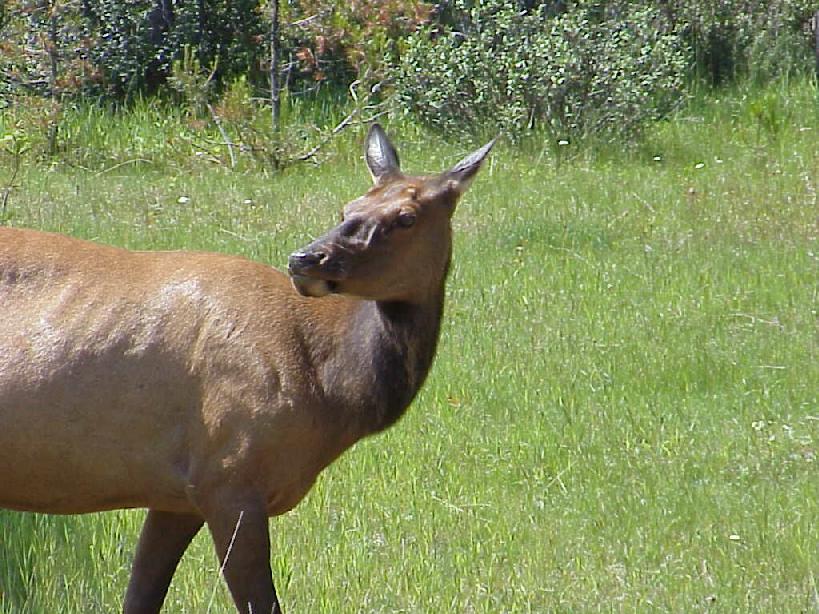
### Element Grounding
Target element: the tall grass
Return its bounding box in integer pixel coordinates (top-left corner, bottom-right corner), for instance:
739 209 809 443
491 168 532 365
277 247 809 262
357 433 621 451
0 88 359 174
1 79 817 612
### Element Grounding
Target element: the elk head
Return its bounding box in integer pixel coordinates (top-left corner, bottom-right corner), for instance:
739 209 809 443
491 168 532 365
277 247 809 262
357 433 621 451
288 124 495 303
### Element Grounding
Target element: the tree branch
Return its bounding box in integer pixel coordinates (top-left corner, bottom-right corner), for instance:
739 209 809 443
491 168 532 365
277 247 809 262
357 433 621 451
206 103 237 168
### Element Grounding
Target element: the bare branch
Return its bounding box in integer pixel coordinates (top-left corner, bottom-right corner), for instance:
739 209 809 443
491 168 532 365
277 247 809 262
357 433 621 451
294 77 385 163
207 103 237 168
1 157 21 219
295 106 361 162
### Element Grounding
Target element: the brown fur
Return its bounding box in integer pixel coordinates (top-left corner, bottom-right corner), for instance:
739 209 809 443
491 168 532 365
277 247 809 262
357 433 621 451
0 125 494 613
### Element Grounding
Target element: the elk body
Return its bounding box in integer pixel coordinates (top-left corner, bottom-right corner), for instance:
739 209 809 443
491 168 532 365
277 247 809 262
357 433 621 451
0 125 494 613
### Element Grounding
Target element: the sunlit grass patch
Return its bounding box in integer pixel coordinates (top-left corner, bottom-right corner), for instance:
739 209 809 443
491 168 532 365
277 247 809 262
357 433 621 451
1 80 817 612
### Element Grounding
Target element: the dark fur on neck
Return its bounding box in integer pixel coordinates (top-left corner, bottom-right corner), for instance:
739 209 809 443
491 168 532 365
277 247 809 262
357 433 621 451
360 296 444 433
320 263 450 437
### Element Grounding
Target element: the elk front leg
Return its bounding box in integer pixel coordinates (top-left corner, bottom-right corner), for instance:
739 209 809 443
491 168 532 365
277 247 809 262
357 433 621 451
123 510 204 614
204 499 281 614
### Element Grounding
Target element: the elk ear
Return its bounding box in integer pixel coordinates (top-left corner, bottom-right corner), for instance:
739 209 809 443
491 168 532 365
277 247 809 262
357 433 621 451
365 123 401 184
445 137 497 196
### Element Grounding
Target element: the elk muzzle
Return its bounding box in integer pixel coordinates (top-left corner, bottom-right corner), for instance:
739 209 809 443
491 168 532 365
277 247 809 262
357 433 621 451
288 247 337 297
288 215 378 298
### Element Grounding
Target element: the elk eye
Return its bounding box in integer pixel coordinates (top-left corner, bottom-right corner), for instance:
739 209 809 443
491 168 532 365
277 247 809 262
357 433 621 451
396 211 416 229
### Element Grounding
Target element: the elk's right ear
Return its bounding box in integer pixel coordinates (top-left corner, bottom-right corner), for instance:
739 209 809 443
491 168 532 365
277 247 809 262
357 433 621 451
445 137 497 196
365 123 401 184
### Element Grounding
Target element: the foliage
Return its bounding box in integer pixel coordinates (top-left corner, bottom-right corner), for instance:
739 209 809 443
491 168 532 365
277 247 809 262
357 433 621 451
0 0 265 99
1 0 816 147
0 1 91 98
658 0 818 83
280 0 433 86
151 0 265 92
0 0 432 101
394 0 689 141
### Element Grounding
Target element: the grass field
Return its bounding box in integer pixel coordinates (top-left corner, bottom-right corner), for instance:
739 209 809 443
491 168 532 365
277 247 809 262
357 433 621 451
1 80 817 612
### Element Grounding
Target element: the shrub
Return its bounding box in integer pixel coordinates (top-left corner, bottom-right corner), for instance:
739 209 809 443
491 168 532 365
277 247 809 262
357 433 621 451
0 0 265 100
281 1 433 87
0 1 432 102
661 0 817 84
393 1 689 141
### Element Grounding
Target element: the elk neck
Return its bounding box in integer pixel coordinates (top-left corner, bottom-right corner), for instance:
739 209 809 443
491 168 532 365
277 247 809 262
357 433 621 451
310 255 451 438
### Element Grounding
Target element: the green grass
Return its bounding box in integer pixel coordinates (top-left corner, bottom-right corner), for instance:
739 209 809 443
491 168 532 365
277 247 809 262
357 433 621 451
1 79 817 612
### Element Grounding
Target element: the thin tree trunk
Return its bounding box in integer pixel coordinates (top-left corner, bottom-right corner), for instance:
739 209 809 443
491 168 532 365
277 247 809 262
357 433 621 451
148 0 174 45
197 0 206 65
814 11 819 79
47 0 59 156
269 0 280 131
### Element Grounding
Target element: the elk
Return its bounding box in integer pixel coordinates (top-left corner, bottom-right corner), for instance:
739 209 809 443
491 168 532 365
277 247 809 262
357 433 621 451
0 124 494 613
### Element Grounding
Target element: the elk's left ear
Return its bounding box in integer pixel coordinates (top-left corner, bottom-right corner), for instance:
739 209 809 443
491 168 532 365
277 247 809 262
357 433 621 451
365 123 401 184
445 137 497 196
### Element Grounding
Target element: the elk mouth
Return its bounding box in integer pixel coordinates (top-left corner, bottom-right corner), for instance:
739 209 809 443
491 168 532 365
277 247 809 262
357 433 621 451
289 274 338 298
288 250 345 298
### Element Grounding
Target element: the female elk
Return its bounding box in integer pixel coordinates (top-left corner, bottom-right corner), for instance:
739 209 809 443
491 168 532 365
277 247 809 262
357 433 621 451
0 125 494 613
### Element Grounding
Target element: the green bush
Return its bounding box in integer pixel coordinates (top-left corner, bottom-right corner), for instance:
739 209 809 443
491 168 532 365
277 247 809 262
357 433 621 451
662 0 817 83
0 0 265 99
2 0 814 140
393 1 689 141
0 1 431 102
281 0 433 86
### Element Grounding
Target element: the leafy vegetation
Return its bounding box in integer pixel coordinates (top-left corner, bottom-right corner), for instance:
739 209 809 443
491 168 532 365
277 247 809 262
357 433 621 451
281 0 433 84
0 78 817 612
0 0 265 98
664 0 818 83
2 1 816 142
394 2 689 140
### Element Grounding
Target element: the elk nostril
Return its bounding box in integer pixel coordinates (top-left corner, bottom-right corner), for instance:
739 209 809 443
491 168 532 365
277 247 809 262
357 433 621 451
289 251 326 270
